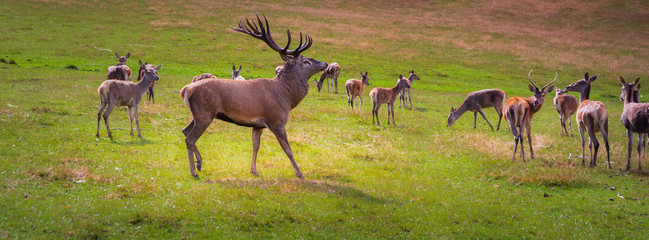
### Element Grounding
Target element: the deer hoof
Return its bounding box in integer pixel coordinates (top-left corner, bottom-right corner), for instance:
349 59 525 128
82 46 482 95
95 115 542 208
250 170 259 176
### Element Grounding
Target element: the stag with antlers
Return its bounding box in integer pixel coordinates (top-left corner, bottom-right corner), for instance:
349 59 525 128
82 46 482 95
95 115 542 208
565 73 610 168
180 14 328 178
503 70 556 162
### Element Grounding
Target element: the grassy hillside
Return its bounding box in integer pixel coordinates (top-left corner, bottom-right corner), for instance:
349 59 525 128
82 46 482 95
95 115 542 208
1 0 649 238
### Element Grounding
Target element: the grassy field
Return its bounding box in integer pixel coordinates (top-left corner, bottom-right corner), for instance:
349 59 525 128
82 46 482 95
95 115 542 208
2 0 649 238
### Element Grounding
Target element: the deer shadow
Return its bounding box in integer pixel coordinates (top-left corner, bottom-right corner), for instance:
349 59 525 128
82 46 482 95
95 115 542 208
107 137 154 146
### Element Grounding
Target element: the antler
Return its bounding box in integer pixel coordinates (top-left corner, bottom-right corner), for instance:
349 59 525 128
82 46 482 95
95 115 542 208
528 69 538 89
528 69 557 90
542 72 558 90
231 13 312 58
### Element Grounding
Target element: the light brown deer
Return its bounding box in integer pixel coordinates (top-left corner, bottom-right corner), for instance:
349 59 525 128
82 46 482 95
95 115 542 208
314 62 340 93
369 75 411 126
553 88 578 137
96 61 161 138
565 72 609 168
232 65 245 81
620 77 647 172
106 52 132 81
137 60 159 103
503 70 556 162
399 70 420 109
344 72 370 113
180 14 328 178
447 89 506 131
191 73 217 83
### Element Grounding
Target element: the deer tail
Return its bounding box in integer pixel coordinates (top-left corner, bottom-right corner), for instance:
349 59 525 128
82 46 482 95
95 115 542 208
180 86 190 108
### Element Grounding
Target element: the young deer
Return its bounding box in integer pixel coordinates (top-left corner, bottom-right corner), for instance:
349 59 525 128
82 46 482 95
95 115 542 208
399 70 420 109
447 89 506 131
314 62 341 93
96 61 161 138
232 65 245 81
620 77 647 172
344 72 370 113
369 75 411 126
106 52 132 81
503 70 556 162
565 72 610 168
137 60 159 103
180 14 328 178
553 88 579 137
191 73 216 83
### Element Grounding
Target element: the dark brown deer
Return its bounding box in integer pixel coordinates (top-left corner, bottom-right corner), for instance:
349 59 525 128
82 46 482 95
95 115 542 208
447 89 506 131
553 88 579 137
191 73 216 83
565 72 610 168
96 61 161 138
344 72 370 113
314 62 340 93
137 60 160 103
232 65 245 81
180 14 328 178
106 52 132 81
399 70 420 109
369 75 411 126
503 70 556 162
620 77 647 172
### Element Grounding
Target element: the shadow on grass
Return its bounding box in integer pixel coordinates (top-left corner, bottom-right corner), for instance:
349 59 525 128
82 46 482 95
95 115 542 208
106 137 155 146
203 178 392 204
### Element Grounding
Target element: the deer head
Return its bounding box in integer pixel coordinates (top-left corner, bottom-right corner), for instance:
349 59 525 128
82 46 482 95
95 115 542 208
620 76 641 103
361 71 370 86
231 13 327 80
527 69 556 106
232 65 242 79
447 107 458 127
555 88 570 96
115 52 130 66
138 60 161 82
565 72 599 100
408 70 420 81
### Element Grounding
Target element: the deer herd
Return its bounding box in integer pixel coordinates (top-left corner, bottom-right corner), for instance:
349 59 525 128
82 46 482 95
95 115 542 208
94 14 647 178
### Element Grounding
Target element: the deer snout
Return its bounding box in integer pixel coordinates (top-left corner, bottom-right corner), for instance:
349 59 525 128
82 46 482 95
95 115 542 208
321 62 328 71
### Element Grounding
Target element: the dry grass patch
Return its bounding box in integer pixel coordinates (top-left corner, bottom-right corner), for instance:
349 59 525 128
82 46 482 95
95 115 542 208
27 158 111 183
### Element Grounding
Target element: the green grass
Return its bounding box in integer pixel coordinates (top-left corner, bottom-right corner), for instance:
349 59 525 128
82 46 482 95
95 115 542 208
2 0 649 238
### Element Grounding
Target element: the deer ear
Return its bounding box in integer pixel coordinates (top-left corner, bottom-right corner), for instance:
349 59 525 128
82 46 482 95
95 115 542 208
154 65 162 71
125 53 130 59
589 74 599 82
528 84 536 92
232 65 235 70
115 52 120 58
139 59 143 66
637 83 642 90
365 71 368 76
239 65 242 71
280 53 294 62
634 77 640 85
546 86 555 92
584 72 589 82
620 76 626 84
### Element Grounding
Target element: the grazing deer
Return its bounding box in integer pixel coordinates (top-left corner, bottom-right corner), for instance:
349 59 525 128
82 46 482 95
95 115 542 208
620 77 647 172
314 62 340 93
369 75 411 126
137 60 159 103
399 70 420 109
503 70 556 162
447 89 506 131
565 72 610 168
96 61 161 138
553 88 579 137
180 14 328 178
106 52 132 81
232 65 245 81
192 73 217 83
344 72 370 112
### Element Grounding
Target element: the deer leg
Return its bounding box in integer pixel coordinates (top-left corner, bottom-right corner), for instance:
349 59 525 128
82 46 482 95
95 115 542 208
638 133 645 173
269 125 305 178
133 105 142 138
326 78 330 93
182 118 195 137
334 78 338 94
408 90 412 109
375 104 382 126
626 130 633 172
601 124 611 169
359 96 363 112
103 102 116 138
526 122 534 160
127 106 134 136
508 122 520 162
568 115 574 137
251 127 263 176
587 128 599 167
185 119 211 177
96 99 107 137
473 112 478 129
477 108 494 131
519 123 526 163
579 126 586 165
495 107 502 131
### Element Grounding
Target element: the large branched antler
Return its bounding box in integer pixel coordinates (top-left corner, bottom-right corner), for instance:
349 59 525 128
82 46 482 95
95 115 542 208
231 13 312 58
528 69 557 90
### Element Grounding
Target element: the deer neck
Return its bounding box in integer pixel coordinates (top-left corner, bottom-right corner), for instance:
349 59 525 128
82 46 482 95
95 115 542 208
524 97 544 114
277 65 310 109
451 103 470 120
578 85 591 102
137 77 153 96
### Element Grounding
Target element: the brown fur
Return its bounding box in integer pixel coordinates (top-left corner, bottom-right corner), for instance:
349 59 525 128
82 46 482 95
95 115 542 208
369 76 411 126
344 72 369 113
553 88 579 137
192 73 217 83
620 77 647 172
398 70 421 109
315 62 341 93
137 60 160 103
106 52 132 81
447 89 506 131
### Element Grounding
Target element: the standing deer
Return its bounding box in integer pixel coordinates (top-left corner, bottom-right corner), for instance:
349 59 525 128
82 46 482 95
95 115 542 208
96 61 161 138
447 89 506 131
553 88 578 137
314 62 340 93
106 52 132 81
180 14 328 178
565 72 610 168
345 72 370 113
399 70 420 109
369 75 411 126
503 70 556 162
137 60 158 103
620 77 647 172
232 65 245 81
192 73 217 83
